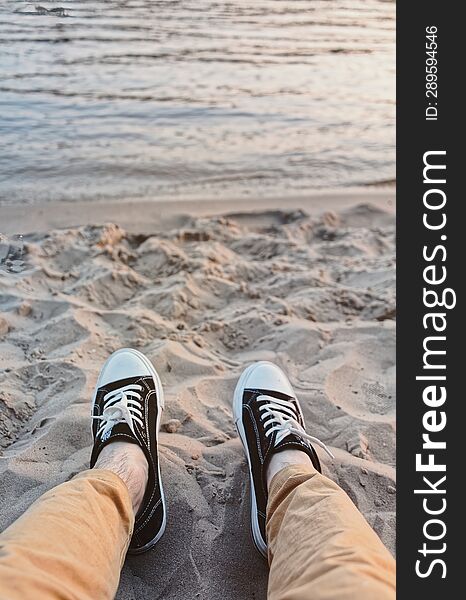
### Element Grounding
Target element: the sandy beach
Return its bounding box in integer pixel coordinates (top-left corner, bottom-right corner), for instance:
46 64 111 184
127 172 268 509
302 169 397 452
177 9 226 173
0 192 395 599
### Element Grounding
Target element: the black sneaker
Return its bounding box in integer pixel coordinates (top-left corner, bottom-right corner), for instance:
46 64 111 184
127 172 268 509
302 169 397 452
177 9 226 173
90 348 166 554
233 361 334 557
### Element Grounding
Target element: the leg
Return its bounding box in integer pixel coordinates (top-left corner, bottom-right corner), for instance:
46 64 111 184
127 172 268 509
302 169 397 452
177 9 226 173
0 348 166 599
232 361 395 599
0 469 133 600
266 462 396 600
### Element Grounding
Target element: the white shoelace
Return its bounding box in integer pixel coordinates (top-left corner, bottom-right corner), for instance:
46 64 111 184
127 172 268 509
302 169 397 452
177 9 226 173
93 384 144 441
258 394 335 459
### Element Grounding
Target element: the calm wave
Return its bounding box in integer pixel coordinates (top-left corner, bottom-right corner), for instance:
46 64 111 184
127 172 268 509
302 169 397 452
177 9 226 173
0 0 395 204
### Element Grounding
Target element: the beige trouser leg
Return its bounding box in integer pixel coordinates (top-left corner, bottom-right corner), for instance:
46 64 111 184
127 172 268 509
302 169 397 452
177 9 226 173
0 470 133 600
266 464 396 600
0 463 395 600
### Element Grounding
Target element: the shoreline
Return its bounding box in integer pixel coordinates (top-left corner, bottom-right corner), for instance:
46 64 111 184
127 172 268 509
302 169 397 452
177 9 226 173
1 188 395 235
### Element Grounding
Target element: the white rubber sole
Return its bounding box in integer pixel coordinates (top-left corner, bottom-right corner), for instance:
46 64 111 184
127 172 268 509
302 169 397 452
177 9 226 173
233 361 274 558
91 348 167 554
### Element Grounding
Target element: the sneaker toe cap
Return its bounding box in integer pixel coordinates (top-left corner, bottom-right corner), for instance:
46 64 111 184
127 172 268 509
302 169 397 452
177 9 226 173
243 361 295 396
99 349 153 386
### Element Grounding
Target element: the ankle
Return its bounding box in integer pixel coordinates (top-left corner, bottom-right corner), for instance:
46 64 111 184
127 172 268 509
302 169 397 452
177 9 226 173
94 442 148 515
266 449 313 491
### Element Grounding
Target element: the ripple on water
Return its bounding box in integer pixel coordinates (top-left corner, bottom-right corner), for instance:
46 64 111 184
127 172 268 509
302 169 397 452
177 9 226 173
0 1 395 204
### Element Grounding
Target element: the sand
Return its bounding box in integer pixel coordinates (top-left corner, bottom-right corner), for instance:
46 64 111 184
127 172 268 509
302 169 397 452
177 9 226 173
0 193 395 599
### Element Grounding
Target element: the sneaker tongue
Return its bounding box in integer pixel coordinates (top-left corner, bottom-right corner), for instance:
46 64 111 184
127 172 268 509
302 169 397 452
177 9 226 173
272 433 322 473
102 420 135 441
90 422 140 468
274 431 309 452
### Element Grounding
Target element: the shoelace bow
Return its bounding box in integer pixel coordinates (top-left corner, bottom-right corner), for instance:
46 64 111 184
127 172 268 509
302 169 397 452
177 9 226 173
258 394 335 459
93 384 144 441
